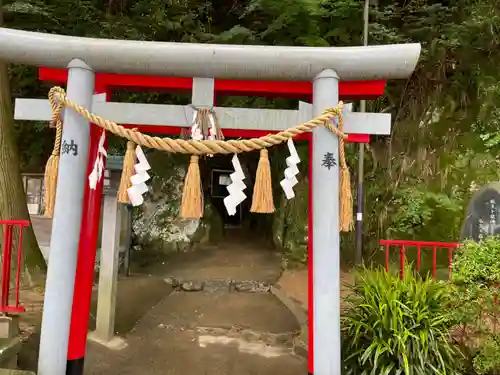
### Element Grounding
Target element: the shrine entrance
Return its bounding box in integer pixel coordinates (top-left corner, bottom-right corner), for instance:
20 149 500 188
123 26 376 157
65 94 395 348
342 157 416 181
209 156 249 228
17 67 392 375
2 26 420 375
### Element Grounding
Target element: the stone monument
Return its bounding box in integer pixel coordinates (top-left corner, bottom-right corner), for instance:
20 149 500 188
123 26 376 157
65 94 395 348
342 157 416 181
461 182 500 241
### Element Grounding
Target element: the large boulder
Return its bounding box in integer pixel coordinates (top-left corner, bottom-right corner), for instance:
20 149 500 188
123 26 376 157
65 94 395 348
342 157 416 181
132 151 222 259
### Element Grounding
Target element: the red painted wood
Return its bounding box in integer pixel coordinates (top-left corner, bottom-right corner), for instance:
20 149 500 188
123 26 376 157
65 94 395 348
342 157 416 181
38 67 386 100
67 83 110 361
381 239 460 281
307 140 314 375
380 240 459 248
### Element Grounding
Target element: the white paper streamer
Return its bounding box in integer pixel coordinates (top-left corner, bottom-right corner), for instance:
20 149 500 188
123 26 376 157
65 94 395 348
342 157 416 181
280 139 301 199
223 154 247 216
208 113 217 140
88 131 107 190
127 146 151 206
190 109 203 141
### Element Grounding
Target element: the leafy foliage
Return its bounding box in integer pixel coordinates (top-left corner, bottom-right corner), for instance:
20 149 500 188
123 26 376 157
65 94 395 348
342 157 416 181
342 266 462 375
453 237 500 285
473 334 500 375
450 237 500 374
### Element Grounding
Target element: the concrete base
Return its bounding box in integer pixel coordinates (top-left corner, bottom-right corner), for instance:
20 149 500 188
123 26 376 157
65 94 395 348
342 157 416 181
88 332 127 350
270 286 309 359
0 317 19 340
0 337 21 370
0 370 35 375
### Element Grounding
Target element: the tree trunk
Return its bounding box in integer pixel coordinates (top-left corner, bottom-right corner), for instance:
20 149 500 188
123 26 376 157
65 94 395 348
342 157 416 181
0 60 47 285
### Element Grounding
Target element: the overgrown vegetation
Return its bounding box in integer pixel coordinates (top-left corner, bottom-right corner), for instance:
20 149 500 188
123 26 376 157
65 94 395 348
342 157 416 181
341 266 462 374
3 0 500 265
342 236 500 374
452 236 500 374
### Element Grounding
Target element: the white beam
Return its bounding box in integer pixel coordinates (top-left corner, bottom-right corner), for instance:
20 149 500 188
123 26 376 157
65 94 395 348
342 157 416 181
15 99 390 135
0 28 421 81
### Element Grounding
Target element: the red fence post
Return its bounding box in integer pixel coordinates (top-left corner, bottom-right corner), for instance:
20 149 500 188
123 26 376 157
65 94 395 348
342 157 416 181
380 240 459 281
1 224 13 309
432 246 437 280
385 244 389 272
416 245 421 271
0 220 29 313
400 245 405 279
448 247 453 280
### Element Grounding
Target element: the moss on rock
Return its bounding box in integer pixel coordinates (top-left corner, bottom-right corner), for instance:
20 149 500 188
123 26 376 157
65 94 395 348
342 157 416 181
132 151 223 261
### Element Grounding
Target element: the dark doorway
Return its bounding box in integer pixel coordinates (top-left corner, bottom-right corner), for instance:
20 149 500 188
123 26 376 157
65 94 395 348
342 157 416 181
210 168 244 227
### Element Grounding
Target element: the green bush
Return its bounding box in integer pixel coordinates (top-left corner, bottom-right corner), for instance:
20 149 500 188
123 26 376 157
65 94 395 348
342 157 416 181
473 334 500 375
451 236 500 374
453 236 500 285
341 266 462 375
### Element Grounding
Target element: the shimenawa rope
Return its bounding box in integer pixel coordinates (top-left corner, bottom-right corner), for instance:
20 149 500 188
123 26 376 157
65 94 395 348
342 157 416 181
45 86 353 231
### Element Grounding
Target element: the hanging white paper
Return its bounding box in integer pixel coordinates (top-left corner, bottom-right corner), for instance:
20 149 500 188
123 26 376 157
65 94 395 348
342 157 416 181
127 185 144 206
280 139 301 199
223 154 247 216
208 113 217 140
88 131 107 190
127 145 151 206
191 109 203 141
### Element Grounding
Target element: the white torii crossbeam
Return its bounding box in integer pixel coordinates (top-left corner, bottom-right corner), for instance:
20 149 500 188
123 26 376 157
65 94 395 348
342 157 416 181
15 98 390 135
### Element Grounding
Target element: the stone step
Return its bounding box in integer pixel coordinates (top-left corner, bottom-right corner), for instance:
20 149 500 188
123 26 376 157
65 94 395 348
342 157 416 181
86 327 307 375
164 277 271 293
138 291 300 335
144 246 282 284
157 325 296 349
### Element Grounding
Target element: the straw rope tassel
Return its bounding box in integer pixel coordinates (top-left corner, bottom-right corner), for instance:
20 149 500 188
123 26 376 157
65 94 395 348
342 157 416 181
43 94 64 218
118 141 136 204
180 155 203 219
337 112 353 232
251 149 275 214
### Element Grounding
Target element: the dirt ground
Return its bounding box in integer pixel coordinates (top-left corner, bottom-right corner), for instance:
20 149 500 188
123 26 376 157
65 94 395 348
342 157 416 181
277 267 354 311
18 220 360 375
17 275 170 372
15 238 309 375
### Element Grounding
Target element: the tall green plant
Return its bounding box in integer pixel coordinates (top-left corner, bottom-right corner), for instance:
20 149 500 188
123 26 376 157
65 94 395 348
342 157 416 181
342 266 462 375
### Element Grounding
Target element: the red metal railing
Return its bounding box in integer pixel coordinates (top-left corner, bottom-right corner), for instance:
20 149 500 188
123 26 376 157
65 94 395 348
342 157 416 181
380 239 460 280
0 220 30 313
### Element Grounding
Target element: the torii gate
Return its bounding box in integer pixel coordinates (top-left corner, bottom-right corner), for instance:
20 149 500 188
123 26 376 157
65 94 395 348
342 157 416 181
0 27 421 375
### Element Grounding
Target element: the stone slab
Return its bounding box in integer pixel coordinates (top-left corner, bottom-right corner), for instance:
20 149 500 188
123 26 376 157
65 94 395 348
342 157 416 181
85 317 306 375
145 291 299 334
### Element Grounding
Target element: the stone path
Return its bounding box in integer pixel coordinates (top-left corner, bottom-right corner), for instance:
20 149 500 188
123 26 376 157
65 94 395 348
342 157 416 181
22 222 307 375
83 238 307 375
